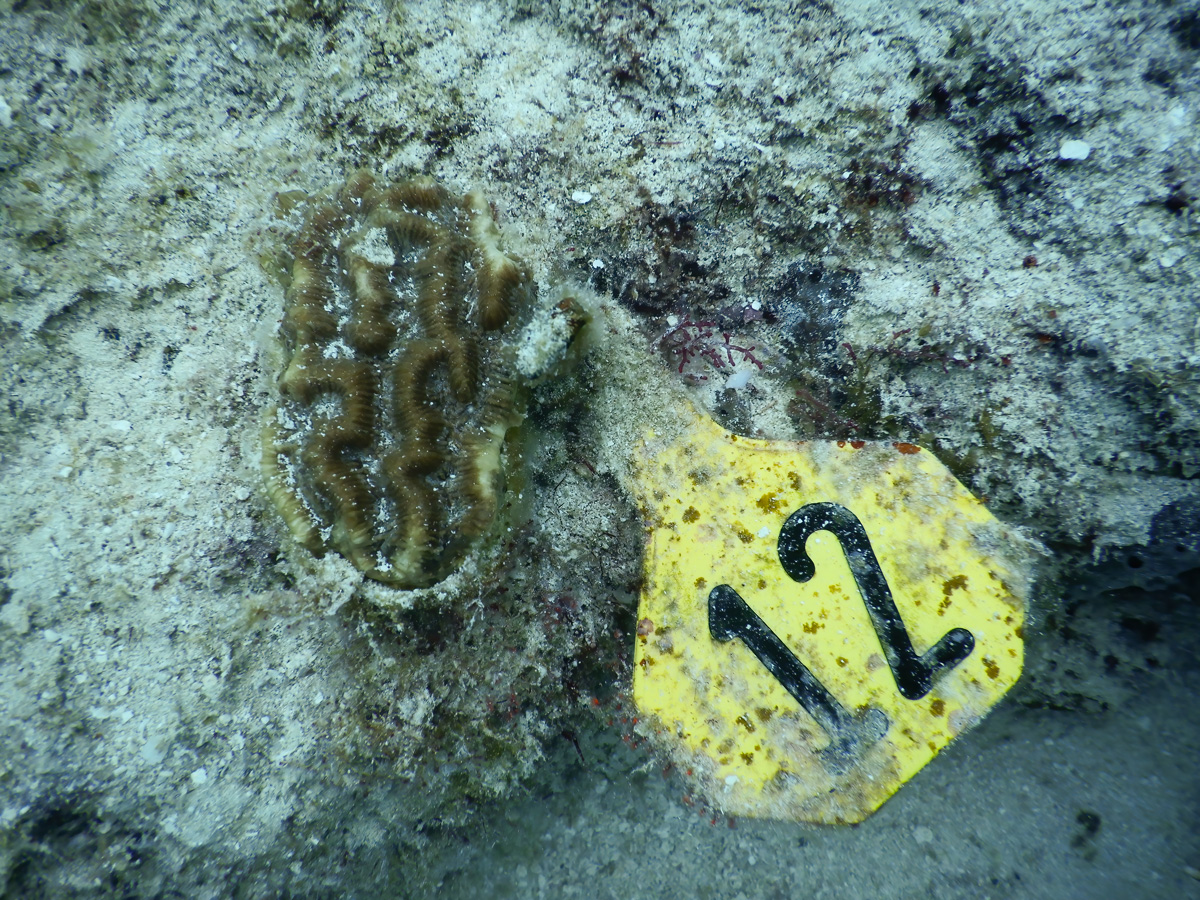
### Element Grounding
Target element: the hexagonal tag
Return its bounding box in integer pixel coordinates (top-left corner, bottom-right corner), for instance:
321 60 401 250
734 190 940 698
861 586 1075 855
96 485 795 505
629 410 1028 824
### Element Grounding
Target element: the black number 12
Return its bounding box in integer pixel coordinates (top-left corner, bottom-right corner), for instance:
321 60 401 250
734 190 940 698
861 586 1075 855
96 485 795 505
709 502 975 768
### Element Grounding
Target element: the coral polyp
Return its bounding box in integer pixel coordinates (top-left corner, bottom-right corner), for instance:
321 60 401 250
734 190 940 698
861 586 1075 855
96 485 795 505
262 171 570 588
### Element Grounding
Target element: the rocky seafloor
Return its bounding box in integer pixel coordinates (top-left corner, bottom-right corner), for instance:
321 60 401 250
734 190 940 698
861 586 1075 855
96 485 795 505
0 0 1196 896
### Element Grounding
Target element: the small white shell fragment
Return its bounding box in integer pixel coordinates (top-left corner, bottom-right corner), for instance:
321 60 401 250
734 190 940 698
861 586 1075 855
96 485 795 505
725 370 752 390
141 737 167 764
1059 139 1091 160
1160 246 1185 268
571 190 593 204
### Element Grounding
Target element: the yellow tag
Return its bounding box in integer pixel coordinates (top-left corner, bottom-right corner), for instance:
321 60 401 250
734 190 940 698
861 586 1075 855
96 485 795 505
629 410 1027 824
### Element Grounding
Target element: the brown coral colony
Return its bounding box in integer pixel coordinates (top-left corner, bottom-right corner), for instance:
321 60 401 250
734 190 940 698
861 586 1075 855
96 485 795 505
263 171 534 588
